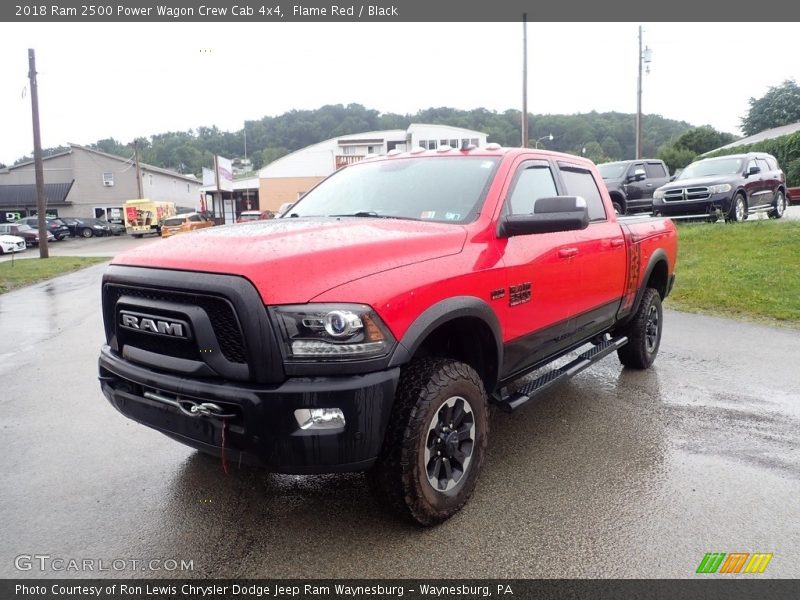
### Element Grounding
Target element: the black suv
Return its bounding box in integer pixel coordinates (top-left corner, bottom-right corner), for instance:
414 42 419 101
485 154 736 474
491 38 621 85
597 159 671 215
652 153 787 222
16 216 70 240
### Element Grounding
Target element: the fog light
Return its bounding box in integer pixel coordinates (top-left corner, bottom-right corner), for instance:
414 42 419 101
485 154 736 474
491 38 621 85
294 408 346 430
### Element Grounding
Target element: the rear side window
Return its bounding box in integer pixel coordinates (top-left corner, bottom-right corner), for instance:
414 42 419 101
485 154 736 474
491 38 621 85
507 163 558 215
558 165 607 222
756 159 770 173
765 156 779 170
188 214 202 222
645 162 667 178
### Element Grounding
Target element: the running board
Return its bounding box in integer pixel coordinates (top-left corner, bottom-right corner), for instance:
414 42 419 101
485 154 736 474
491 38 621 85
492 336 628 413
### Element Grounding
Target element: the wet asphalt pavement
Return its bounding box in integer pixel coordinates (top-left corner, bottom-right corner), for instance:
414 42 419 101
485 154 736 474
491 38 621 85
1 259 799 579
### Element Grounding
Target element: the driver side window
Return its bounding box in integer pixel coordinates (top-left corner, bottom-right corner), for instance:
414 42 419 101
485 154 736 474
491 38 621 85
507 164 558 215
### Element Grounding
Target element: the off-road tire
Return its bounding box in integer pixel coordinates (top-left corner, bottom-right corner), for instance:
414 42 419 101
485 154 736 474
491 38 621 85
367 357 489 526
617 287 663 369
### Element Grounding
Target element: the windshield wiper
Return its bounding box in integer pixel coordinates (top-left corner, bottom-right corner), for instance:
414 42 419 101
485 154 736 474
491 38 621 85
330 211 384 218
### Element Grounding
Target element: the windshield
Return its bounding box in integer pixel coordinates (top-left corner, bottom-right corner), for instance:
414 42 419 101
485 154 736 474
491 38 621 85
162 217 186 226
597 162 628 179
679 157 744 179
285 156 500 223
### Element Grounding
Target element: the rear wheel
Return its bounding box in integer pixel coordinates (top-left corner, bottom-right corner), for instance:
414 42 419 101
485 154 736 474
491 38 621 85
617 287 663 369
367 357 489 526
769 190 786 219
727 192 747 222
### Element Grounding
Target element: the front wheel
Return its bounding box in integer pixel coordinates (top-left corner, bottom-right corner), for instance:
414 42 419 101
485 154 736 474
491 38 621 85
367 358 489 526
727 193 747 222
80 227 94 238
617 287 663 369
769 190 786 219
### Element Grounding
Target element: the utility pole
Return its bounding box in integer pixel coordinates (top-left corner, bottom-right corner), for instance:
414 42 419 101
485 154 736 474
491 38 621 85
133 141 143 199
635 26 653 159
28 48 48 259
521 13 529 148
635 26 642 159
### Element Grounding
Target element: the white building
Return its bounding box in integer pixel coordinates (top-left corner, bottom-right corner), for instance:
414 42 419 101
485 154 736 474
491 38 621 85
257 124 488 211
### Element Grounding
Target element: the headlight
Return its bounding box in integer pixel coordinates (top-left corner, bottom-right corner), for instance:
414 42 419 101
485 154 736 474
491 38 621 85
708 184 732 194
653 190 665 200
273 303 395 361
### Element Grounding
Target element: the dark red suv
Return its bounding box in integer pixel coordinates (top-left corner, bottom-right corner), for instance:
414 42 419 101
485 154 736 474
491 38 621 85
652 152 787 222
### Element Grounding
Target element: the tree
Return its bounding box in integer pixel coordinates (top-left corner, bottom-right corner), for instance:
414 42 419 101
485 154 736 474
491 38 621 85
259 147 290 168
579 141 609 164
673 126 736 155
657 145 697 174
741 79 800 136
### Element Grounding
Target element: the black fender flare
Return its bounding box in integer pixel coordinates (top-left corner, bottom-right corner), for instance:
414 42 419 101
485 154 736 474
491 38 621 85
387 296 503 376
622 249 671 323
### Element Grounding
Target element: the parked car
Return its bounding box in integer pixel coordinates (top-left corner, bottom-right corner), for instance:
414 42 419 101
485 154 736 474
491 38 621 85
60 217 83 237
653 153 787 222
237 210 275 223
597 159 671 215
159 212 215 238
0 223 55 246
787 186 800 206
15 217 70 240
0 234 27 255
102 220 127 236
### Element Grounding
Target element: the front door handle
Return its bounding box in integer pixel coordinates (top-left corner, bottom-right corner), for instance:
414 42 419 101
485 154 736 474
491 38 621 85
610 238 625 248
558 247 578 258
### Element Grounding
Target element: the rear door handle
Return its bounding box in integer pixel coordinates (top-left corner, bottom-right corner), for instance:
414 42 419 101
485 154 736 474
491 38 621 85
646 183 654 187
558 247 578 258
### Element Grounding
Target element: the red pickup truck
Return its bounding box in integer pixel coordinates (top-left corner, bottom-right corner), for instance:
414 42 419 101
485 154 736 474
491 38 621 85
98 146 677 525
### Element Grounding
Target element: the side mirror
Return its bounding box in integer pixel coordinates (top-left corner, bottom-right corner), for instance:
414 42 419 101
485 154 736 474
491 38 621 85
499 196 590 237
669 175 677 182
633 168 646 181
747 165 760 176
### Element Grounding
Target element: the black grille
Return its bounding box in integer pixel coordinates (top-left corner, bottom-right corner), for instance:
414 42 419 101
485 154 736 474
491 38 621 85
105 284 247 364
120 328 199 361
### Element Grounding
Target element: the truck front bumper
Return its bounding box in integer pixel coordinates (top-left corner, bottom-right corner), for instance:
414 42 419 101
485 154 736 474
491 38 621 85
98 345 399 474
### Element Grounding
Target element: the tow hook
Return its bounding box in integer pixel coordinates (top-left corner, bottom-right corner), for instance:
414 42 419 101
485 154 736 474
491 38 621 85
143 391 236 419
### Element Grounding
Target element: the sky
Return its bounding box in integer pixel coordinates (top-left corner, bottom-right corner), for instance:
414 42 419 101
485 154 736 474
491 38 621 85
1 22 798 165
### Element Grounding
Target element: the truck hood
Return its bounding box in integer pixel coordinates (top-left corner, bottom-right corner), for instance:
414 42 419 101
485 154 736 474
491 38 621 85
112 217 468 304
